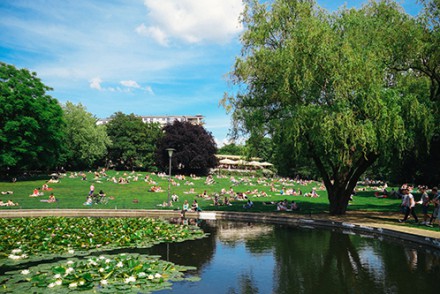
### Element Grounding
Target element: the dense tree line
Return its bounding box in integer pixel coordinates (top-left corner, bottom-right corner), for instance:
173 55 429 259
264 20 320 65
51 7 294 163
0 63 217 177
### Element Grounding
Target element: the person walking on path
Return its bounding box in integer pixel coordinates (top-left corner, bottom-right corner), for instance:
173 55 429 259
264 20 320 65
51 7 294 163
429 187 439 226
420 186 431 225
399 187 419 223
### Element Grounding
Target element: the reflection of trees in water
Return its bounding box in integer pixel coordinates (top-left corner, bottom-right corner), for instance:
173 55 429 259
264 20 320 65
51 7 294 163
238 272 260 294
272 227 440 294
147 220 217 271
375 240 440 293
215 221 275 254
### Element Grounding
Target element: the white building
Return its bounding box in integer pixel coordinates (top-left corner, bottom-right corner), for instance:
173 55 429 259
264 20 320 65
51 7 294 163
97 114 204 126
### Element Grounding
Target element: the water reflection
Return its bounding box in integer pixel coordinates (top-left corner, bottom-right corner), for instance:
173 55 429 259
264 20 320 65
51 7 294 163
2 219 437 293
154 220 440 294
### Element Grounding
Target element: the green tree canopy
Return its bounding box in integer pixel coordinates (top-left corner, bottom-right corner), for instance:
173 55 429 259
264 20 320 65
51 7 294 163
218 143 245 156
155 120 218 176
61 102 111 169
0 62 65 174
223 0 436 214
106 112 162 170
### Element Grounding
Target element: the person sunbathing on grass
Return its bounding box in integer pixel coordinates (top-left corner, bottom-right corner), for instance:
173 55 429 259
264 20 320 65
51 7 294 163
277 200 289 211
6 199 18 206
149 185 163 192
41 193 56 203
29 188 42 197
184 188 196 194
83 196 93 206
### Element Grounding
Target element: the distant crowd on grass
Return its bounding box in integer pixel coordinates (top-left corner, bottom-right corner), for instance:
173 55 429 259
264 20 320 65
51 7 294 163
2 169 440 229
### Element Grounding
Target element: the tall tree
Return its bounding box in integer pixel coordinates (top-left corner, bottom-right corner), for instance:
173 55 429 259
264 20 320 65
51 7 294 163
156 120 218 176
223 0 435 214
218 143 245 156
0 63 65 174
61 102 111 169
106 112 162 170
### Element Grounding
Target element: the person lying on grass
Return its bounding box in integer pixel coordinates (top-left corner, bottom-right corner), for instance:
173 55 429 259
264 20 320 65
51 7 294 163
40 193 57 203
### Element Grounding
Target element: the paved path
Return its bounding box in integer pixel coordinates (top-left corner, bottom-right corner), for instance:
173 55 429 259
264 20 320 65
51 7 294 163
1 209 439 247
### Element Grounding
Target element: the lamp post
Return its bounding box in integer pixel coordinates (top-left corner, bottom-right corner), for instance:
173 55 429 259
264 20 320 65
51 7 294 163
166 148 175 206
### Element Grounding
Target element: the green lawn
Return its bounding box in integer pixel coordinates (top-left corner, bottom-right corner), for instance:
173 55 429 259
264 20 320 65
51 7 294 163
0 170 406 214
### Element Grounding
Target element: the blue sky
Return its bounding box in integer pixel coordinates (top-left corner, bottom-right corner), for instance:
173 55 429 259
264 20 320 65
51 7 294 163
0 0 421 147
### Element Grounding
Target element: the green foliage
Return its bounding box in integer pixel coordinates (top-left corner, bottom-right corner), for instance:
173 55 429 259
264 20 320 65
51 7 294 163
223 0 436 214
61 102 111 169
0 63 65 173
106 112 163 170
244 135 274 163
156 121 218 176
218 143 245 156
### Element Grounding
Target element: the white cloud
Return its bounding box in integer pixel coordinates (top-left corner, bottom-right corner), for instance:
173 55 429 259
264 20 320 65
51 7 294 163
145 86 154 95
89 77 102 90
120 80 141 88
138 0 244 45
135 24 169 46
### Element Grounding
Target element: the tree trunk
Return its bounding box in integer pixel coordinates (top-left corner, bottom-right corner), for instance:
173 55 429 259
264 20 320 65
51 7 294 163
328 185 353 215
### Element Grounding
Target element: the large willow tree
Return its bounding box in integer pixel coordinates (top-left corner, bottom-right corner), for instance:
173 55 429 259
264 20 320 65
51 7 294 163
223 0 436 214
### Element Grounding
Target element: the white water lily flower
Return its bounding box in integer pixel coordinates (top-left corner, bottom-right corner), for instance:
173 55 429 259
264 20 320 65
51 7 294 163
65 267 74 275
154 273 162 278
125 276 136 283
21 270 30 275
69 282 78 288
68 249 75 254
148 275 154 280
11 249 22 254
116 262 123 268
99 268 105 273
79 281 85 286
100 280 108 285
67 260 74 265
54 274 61 279
138 272 146 278
105 259 111 264
21 254 28 259
99 255 105 260
48 283 56 288
8 254 20 260
55 280 62 286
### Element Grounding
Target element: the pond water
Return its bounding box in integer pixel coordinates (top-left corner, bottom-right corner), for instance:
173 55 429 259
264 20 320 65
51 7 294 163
146 220 439 294
1 220 438 294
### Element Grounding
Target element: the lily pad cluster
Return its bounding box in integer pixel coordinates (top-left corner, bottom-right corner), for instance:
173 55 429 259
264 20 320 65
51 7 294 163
0 217 206 264
1 253 199 293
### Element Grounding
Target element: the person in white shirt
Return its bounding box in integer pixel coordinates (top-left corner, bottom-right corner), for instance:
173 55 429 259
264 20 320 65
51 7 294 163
399 188 419 223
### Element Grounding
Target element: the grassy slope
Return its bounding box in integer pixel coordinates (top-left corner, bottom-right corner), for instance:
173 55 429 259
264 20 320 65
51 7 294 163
0 170 405 214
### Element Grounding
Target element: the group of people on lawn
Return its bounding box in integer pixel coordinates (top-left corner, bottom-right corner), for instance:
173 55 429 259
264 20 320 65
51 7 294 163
399 185 440 227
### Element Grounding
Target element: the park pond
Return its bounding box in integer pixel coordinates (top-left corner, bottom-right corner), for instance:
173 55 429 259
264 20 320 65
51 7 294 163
1 218 439 293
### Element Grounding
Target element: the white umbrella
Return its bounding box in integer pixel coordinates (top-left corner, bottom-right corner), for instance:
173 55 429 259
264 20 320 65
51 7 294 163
219 158 237 165
259 162 273 166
